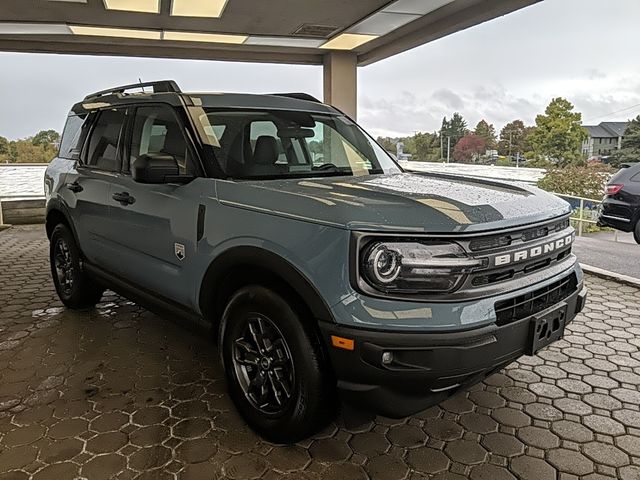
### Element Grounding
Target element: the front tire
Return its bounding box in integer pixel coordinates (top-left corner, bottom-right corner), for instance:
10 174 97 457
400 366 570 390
50 224 104 309
634 220 640 244
220 285 336 443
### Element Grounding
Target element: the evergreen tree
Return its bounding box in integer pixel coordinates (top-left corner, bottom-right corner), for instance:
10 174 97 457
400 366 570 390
614 115 640 163
474 120 497 150
440 113 468 151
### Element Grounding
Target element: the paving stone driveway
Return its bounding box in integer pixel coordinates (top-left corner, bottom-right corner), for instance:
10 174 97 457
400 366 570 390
1 225 640 480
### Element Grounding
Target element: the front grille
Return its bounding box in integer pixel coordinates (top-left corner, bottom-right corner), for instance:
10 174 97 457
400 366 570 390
494 273 577 326
469 218 570 252
471 247 572 287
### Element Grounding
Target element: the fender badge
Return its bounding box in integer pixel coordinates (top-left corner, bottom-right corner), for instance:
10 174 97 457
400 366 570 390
174 243 185 261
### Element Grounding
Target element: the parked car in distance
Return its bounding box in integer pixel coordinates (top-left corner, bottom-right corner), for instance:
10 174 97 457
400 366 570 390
45 80 587 443
598 162 640 243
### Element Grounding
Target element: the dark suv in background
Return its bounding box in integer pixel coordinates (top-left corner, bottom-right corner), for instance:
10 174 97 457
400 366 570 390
598 162 640 243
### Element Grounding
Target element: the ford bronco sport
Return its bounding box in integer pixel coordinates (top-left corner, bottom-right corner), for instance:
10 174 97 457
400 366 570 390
45 80 587 442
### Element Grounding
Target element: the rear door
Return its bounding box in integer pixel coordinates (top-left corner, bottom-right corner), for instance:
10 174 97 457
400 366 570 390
63 108 126 265
105 104 204 306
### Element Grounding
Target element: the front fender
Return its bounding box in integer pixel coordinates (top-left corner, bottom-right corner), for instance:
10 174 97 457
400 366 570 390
197 243 335 324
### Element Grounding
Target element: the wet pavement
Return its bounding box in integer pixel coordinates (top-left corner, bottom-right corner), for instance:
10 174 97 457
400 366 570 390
1 225 640 480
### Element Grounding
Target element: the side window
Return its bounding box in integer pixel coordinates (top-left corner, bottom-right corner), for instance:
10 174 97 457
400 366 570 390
304 119 371 171
129 106 194 175
84 109 126 171
59 113 89 159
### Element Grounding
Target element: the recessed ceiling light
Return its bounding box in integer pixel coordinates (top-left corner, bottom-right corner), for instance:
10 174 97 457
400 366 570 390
348 12 420 35
383 0 455 15
163 31 246 44
171 0 228 18
320 33 378 50
245 36 324 48
0 23 71 34
69 25 161 39
103 0 160 13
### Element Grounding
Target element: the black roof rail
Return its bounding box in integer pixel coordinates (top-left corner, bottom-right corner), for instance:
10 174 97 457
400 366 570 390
270 92 322 103
84 80 181 101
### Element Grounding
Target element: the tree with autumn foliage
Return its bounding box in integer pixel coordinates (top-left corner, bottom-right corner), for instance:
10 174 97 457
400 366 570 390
453 134 486 163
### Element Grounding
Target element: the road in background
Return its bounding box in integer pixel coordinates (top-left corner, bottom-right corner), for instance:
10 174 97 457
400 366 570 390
574 233 640 279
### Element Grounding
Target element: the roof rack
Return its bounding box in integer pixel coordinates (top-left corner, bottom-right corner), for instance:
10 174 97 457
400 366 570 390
84 80 181 101
270 92 322 103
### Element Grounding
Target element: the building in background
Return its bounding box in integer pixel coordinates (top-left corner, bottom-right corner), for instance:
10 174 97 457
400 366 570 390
582 121 628 158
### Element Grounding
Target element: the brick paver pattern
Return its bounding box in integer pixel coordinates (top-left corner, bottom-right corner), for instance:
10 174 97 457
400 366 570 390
1 225 640 480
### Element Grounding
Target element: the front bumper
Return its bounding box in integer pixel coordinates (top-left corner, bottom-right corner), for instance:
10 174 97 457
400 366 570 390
320 283 587 418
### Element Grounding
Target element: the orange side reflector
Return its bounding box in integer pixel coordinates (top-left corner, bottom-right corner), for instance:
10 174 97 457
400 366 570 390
331 335 355 351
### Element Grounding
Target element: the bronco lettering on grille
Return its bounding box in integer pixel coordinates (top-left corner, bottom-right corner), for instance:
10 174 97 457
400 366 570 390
494 235 573 267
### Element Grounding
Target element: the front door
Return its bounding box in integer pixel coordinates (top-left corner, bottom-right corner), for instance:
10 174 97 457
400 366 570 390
105 104 204 307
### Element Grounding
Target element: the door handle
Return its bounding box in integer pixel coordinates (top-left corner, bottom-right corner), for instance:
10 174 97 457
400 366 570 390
112 192 136 206
66 181 83 193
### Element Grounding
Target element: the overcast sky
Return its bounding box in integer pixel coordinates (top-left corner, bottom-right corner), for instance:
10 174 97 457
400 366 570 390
1 0 639 140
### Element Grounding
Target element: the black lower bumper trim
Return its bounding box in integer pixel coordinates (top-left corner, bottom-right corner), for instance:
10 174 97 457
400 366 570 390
321 285 587 418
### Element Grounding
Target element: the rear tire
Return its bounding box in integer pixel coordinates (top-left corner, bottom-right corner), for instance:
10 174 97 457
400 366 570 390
220 285 336 443
634 220 640 244
50 224 104 309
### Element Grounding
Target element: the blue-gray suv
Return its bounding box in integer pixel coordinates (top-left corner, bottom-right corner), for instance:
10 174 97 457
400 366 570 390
45 80 587 442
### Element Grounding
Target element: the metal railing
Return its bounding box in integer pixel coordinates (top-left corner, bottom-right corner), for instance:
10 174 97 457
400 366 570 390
551 192 602 237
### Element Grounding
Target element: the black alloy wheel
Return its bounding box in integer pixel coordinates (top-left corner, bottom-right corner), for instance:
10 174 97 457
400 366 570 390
221 285 336 443
232 314 295 415
49 224 104 309
53 236 75 297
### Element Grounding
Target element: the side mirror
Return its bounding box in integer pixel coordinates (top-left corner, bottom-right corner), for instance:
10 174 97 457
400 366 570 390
131 153 180 184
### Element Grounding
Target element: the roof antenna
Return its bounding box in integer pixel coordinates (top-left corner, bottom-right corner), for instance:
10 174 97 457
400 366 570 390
139 78 146 93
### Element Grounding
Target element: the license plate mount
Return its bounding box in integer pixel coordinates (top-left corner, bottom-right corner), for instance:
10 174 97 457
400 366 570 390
527 302 568 355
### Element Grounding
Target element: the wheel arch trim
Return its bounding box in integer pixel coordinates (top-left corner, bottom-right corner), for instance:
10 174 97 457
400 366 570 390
45 199 79 243
198 245 335 325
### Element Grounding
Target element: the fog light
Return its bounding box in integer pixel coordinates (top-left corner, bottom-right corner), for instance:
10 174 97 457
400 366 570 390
381 351 394 365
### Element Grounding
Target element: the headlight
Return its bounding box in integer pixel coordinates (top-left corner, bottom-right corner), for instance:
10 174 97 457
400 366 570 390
360 241 485 294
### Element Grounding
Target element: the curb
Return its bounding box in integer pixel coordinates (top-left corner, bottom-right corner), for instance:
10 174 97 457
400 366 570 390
581 263 640 289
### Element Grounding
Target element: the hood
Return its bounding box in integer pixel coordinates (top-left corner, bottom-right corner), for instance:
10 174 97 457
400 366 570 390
216 172 571 233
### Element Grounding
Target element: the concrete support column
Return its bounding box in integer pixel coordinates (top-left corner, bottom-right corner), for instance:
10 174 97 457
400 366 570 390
323 51 357 120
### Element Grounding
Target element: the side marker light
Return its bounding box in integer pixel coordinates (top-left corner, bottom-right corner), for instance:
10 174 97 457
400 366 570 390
331 335 355 351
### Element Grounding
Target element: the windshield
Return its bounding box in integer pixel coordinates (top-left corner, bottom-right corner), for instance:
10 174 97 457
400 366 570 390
192 109 402 179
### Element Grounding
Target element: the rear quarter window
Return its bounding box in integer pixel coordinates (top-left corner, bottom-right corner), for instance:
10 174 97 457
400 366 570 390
58 113 88 159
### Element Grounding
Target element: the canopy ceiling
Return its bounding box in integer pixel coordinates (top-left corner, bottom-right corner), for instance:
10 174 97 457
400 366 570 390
0 0 540 65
